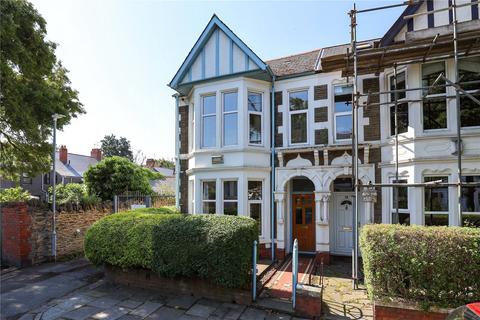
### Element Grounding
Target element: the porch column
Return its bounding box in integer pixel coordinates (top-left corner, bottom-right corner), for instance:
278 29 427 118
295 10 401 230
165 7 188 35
274 191 286 249
315 192 331 224
362 188 377 224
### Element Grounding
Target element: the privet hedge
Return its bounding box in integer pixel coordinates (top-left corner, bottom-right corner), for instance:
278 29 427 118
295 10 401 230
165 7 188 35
84 208 258 288
360 224 480 308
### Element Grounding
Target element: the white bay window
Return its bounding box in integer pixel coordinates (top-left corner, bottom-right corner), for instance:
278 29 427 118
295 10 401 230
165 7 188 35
201 95 216 148
223 92 238 146
248 92 262 145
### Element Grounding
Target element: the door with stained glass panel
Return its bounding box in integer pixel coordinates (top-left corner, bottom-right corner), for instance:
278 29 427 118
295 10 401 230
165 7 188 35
292 194 315 252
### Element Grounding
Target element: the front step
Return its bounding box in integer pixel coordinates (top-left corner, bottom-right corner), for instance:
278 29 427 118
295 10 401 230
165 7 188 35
254 297 294 315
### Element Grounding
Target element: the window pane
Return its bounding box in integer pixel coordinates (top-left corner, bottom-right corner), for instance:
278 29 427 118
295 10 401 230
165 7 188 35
224 202 238 216
203 181 216 200
390 72 406 101
392 179 408 210
462 215 480 227
334 101 352 113
461 176 480 212
223 113 238 146
291 113 307 143
425 214 448 226
248 181 262 200
422 62 446 95
336 114 352 140
459 57 480 91
202 115 216 147
334 85 353 96
424 176 448 212
203 95 216 114
305 207 312 224
295 208 303 224
203 202 216 214
223 181 237 200
393 212 410 225
423 97 447 130
250 203 262 235
248 92 262 112
223 92 237 112
249 114 262 144
289 91 308 111
390 103 409 135
460 94 480 127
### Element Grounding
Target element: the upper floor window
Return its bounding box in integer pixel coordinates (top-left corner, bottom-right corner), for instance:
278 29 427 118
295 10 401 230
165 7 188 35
389 72 409 135
248 92 262 145
422 62 447 130
202 95 216 148
334 85 353 141
458 57 480 128
289 90 308 144
223 92 238 146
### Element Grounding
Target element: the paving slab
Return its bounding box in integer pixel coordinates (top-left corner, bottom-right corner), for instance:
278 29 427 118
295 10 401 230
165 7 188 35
87 297 121 309
130 301 163 318
166 294 198 310
117 315 142 320
239 307 267 320
117 300 143 309
91 306 130 320
186 303 217 318
62 306 103 320
179 314 206 320
146 306 185 320
208 302 246 320
265 313 291 320
40 305 70 320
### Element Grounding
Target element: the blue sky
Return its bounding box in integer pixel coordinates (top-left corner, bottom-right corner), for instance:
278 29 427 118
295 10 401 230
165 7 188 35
30 0 404 161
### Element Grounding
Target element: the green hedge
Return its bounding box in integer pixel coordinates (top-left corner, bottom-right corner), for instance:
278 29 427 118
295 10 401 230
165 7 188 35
84 208 258 288
360 224 480 308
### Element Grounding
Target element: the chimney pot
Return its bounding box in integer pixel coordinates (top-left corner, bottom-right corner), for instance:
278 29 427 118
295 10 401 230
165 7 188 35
59 145 68 164
91 148 102 161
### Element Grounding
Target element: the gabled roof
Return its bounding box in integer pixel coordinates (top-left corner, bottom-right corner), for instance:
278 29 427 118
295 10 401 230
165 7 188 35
379 0 425 47
55 152 98 178
169 14 269 91
266 49 320 77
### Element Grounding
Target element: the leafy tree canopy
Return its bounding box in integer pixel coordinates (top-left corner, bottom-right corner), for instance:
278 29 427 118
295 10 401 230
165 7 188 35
0 0 84 181
84 156 163 201
100 134 133 161
152 158 175 169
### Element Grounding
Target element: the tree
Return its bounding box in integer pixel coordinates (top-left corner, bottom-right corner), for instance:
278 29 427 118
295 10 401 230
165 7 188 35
0 0 84 181
84 156 163 201
100 134 133 161
155 158 175 169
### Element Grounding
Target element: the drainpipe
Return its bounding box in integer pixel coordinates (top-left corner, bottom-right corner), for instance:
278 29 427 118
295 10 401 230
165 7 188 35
267 67 276 262
174 94 180 210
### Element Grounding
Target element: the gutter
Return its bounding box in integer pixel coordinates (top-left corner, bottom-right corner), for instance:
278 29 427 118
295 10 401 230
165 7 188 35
267 66 276 262
174 94 180 210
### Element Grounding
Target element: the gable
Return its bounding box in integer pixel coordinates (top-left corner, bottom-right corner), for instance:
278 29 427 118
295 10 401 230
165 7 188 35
169 15 268 92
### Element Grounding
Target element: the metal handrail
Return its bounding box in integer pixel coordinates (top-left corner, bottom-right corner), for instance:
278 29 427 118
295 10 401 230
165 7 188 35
252 240 257 302
292 239 298 309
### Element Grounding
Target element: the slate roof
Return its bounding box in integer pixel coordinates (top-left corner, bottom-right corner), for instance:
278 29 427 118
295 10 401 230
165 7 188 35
266 49 321 77
55 152 98 178
152 167 174 177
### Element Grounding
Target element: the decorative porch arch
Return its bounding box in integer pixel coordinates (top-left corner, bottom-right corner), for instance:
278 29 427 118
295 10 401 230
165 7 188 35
277 168 322 192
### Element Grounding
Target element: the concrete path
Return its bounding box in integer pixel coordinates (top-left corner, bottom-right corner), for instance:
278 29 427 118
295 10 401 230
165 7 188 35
1 259 308 320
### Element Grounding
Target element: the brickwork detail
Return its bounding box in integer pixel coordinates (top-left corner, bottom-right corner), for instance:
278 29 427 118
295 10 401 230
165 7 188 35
179 105 189 154
363 78 381 141
274 91 283 147
179 159 189 213
374 304 448 320
314 107 328 122
314 85 328 100
315 129 328 145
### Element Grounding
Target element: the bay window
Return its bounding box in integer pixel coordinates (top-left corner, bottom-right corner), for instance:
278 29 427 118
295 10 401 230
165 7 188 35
461 176 480 227
202 95 216 148
248 180 263 235
389 71 409 135
391 179 409 225
424 176 449 226
334 85 353 140
223 180 238 215
458 57 480 128
422 62 447 130
223 92 238 146
248 92 262 145
289 90 308 144
202 180 216 214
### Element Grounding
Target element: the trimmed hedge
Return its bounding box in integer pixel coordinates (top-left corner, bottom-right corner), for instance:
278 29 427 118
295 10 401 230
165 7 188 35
84 208 258 288
360 224 480 309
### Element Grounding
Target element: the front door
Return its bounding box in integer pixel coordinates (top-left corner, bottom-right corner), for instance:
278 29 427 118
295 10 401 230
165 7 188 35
292 194 315 252
332 193 354 255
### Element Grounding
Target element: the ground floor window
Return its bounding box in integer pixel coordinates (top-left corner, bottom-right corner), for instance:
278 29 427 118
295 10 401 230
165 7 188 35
461 175 480 227
202 180 216 214
391 178 409 225
223 180 238 215
248 180 262 235
390 103 409 135
424 176 449 226
188 180 194 214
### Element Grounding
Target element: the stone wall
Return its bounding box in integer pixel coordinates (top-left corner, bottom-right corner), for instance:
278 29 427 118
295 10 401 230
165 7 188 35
1 202 110 267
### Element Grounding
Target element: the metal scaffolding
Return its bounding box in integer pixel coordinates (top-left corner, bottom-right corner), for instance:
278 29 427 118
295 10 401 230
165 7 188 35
348 0 480 288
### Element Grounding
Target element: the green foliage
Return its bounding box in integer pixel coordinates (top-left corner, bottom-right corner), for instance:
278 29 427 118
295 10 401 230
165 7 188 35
49 183 86 204
0 0 84 181
152 158 175 169
132 206 179 214
0 187 31 202
84 209 258 288
84 156 163 201
360 224 480 309
100 134 133 161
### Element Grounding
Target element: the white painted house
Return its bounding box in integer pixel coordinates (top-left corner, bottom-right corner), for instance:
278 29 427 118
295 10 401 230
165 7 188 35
169 1 480 260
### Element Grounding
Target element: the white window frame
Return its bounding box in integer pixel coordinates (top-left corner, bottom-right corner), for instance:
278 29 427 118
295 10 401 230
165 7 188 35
421 61 448 132
222 179 238 215
188 180 194 214
458 57 480 129
423 175 449 215
389 177 409 213
201 180 216 214
333 84 353 142
461 175 480 215
222 91 238 147
387 70 409 137
247 91 263 146
288 89 309 146
247 179 263 237
201 94 216 149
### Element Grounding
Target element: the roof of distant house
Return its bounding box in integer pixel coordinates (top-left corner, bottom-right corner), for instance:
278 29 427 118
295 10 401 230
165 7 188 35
55 152 99 178
151 167 174 177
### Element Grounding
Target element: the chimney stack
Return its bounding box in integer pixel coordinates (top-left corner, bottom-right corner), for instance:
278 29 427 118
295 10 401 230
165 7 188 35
59 145 68 164
146 159 156 168
91 148 102 161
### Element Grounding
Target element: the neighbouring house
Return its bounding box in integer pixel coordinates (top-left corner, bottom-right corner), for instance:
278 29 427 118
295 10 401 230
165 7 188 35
0 145 102 201
145 159 176 195
169 1 480 260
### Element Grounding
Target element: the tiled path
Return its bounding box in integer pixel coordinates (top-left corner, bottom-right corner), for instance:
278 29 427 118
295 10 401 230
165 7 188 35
1 259 308 320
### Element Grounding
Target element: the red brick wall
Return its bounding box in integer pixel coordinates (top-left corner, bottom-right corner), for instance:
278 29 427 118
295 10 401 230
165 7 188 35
374 304 448 320
1 202 32 267
258 243 285 261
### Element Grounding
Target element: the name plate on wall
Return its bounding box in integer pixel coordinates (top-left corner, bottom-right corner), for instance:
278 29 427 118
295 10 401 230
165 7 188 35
211 155 224 164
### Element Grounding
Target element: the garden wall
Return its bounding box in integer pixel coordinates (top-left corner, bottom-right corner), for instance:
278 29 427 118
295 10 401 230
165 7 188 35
1 202 110 267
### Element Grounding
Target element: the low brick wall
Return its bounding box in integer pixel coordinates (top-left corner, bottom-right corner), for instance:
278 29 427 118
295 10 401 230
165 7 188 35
374 301 452 320
1 202 110 267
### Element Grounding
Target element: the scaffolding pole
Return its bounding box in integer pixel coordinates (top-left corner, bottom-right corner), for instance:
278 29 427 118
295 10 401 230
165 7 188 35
393 64 400 224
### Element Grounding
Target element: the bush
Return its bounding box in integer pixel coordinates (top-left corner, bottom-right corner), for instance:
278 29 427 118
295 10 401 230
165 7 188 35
84 208 258 288
0 187 31 202
49 183 86 204
84 156 163 201
360 224 480 309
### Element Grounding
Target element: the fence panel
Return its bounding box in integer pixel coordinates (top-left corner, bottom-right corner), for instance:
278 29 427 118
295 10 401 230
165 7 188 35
114 192 175 213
